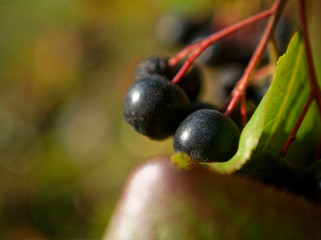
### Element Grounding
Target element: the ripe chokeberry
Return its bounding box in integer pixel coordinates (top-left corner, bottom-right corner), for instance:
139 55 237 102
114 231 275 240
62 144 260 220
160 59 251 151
217 63 245 100
167 62 202 101
134 55 168 81
134 55 202 101
174 109 240 162
216 63 257 103
123 75 190 140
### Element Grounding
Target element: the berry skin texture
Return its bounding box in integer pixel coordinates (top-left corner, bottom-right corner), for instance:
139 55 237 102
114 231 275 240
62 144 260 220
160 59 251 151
167 62 202 101
174 109 240 162
134 55 168 81
123 75 190 140
134 55 202 101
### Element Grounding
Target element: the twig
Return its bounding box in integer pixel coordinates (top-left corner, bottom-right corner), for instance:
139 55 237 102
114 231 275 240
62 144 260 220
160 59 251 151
280 94 314 156
167 8 274 84
298 0 321 112
280 0 321 157
225 0 287 116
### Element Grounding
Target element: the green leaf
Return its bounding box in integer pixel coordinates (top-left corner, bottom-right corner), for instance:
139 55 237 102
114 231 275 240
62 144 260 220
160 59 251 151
257 32 320 170
207 95 268 174
207 31 320 174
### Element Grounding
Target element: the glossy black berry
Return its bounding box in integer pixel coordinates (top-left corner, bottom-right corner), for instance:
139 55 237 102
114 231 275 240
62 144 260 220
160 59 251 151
134 55 168 81
216 63 259 104
302 160 321 203
174 109 240 162
167 62 202 101
134 55 202 101
123 75 190 140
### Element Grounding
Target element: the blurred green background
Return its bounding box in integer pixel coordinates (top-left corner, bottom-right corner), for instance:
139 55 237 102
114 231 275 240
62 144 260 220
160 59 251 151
0 0 320 239
0 0 214 238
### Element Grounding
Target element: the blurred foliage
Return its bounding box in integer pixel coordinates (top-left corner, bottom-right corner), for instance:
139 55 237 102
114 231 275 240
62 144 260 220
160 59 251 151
0 0 320 239
0 0 215 238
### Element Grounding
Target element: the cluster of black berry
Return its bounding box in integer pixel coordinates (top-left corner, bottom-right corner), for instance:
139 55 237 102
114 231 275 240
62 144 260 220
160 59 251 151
123 55 321 200
123 55 240 163
155 13 293 106
122 13 292 164
122 12 321 205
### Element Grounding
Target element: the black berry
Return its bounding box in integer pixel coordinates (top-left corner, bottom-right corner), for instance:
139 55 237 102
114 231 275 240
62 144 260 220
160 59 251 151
174 109 240 162
134 55 202 101
216 63 257 101
217 63 245 100
123 75 190 140
134 55 168 81
167 62 202 101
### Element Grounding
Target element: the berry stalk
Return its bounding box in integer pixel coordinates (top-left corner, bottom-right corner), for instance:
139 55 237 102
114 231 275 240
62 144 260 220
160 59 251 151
267 36 279 65
298 0 321 112
280 94 314 157
240 94 247 126
280 0 321 158
168 8 274 84
250 64 275 85
225 0 287 117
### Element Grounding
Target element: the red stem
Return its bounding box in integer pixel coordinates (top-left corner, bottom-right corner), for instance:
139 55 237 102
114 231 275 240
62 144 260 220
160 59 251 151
168 8 274 84
280 0 321 157
240 94 247 126
280 94 314 156
250 64 275 86
168 42 199 67
225 0 286 117
298 0 321 113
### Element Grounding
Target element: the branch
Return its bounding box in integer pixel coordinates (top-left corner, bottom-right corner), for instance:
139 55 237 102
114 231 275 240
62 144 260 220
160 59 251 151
168 8 274 84
280 94 314 157
225 0 287 116
280 0 321 157
298 0 321 112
